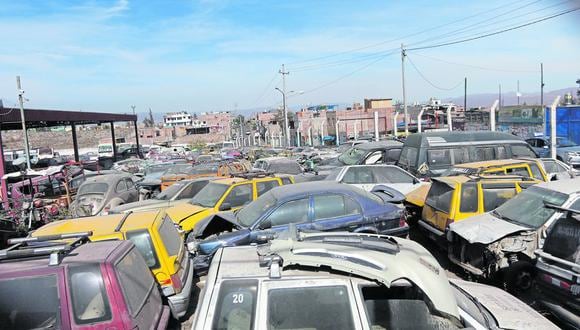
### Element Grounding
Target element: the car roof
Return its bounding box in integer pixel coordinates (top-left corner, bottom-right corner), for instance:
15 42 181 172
404 131 525 147
83 173 131 183
214 231 459 319
453 158 538 169
31 211 162 238
534 176 580 195
433 174 535 186
269 181 360 199
0 240 129 275
353 140 403 150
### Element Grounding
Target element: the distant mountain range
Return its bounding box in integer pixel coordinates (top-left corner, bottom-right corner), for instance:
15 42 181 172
447 87 578 108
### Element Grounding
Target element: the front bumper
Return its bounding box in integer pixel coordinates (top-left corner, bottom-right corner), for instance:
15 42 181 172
380 224 409 238
167 258 195 319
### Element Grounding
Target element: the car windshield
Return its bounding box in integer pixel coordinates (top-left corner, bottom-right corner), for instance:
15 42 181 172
0 275 61 329
270 162 302 175
78 182 109 195
190 182 229 208
493 186 569 228
338 147 367 165
236 193 278 227
155 181 185 200
191 163 219 174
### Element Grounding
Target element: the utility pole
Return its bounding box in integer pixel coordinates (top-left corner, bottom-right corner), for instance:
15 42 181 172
401 44 408 135
131 105 136 115
16 76 31 170
464 77 467 112
279 64 290 147
498 84 502 111
541 63 545 134
517 80 521 106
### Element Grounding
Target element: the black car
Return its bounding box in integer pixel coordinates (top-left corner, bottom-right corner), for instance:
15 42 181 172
325 140 403 167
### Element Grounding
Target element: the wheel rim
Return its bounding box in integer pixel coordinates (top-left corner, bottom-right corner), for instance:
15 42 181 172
516 270 533 290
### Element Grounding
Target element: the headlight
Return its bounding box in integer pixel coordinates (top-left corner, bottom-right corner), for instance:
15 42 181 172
565 151 577 160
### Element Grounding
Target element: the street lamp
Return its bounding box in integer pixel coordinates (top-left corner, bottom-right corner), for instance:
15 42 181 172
275 88 303 147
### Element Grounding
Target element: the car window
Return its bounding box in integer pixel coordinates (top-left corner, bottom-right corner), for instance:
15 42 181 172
427 149 451 166
543 216 580 264
386 148 401 162
69 264 112 324
178 180 209 199
212 280 257 330
471 147 495 162
425 181 454 213
398 146 418 167
116 180 128 192
281 177 292 185
79 182 109 195
506 166 530 178
125 179 135 190
265 198 309 227
459 183 478 213
257 180 280 196
529 164 544 180
222 183 253 208
115 249 156 317
451 148 468 164
126 230 160 269
496 146 508 159
372 166 415 184
158 217 182 256
365 151 383 164
313 194 354 220
268 286 354 330
536 139 546 148
0 275 61 329
511 145 536 158
482 183 517 211
360 285 456 329
542 160 557 173
343 167 375 184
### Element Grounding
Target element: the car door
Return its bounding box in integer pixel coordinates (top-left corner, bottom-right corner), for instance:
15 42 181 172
220 183 254 211
252 197 312 237
115 179 129 202
311 194 364 232
125 179 138 202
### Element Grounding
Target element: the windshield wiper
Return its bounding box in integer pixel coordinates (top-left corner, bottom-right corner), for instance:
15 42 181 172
451 283 494 329
493 210 531 228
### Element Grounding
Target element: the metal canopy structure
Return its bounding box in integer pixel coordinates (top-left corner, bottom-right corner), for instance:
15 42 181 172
0 108 136 130
0 107 139 202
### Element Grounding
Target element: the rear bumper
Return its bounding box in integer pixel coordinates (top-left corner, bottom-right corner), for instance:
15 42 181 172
167 258 194 319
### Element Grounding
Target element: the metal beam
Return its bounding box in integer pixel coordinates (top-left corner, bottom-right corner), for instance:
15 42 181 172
71 123 79 162
0 129 7 203
133 121 141 158
110 122 117 162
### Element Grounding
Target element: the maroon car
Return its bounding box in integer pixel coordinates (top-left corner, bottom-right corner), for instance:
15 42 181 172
0 233 170 329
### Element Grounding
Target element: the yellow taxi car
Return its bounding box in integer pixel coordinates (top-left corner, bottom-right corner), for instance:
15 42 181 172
165 174 294 232
31 210 193 319
418 175 541 241
404 158 550 221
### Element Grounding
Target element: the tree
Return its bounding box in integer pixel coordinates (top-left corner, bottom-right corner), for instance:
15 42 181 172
143 108 155 127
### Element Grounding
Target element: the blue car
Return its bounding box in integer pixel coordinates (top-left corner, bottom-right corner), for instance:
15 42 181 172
188 182 407 259
526 136 580 169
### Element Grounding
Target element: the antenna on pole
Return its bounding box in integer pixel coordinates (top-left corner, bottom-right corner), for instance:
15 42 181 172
401 44 408 136
16 76 31 170
279 64 290 147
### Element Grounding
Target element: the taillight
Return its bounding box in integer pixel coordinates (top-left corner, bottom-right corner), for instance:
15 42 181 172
170 272 183 291
542 274 572 291
399 210 407 227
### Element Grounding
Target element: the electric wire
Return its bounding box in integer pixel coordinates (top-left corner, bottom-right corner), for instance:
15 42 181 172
411 53 537 73
406 55 465 91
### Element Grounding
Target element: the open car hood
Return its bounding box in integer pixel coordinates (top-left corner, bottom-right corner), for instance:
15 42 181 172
263 233 460 320
193 211 242 238
448 213 531 244
450 279 558 329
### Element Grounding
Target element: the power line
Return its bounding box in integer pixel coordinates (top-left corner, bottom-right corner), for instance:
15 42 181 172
290 47 400 72
411 53 537 73
407 6 580 51
247 73 280 108
407 55 464 91
300 50 399 95
284 0 538 66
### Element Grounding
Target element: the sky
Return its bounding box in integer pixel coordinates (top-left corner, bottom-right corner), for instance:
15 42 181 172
0 0 579 115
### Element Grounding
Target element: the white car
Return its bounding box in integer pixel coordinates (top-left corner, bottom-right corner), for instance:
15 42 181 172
325 164 426 194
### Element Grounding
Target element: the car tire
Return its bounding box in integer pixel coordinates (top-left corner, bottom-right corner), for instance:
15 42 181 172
504 260 535 292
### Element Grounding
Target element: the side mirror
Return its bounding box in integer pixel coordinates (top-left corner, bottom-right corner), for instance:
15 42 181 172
258 219 272 230
219 202 232 211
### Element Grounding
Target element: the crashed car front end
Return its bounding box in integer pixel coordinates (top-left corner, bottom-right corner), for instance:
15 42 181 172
448 230 539 279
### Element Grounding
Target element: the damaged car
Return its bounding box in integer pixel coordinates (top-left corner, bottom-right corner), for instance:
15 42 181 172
188 182 407 269
447 178 580 291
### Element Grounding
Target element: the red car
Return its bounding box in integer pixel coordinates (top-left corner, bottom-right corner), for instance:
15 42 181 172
0 233 170 329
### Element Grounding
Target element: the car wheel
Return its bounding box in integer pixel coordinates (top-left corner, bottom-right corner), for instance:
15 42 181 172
505 260 535 292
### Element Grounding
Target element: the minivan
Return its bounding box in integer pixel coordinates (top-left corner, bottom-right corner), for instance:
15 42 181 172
397 131 538 177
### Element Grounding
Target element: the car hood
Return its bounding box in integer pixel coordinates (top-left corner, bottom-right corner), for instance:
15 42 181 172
448 213 531 245
450 279 558 329
193 211 241 237
110 199 175 213
558 146 580 153
165 203 213 231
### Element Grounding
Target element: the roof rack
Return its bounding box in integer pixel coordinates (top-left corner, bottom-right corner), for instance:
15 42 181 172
1 231 92 266
231 171 275 179
466 174 536 182
115 211 133 232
